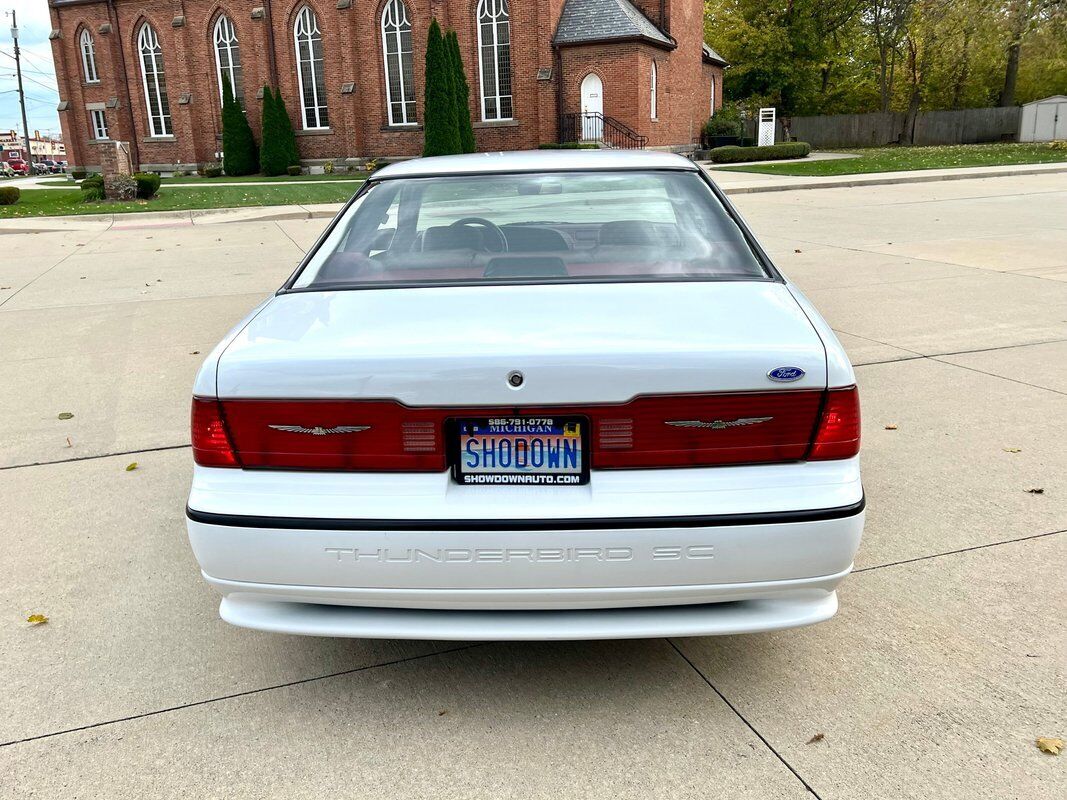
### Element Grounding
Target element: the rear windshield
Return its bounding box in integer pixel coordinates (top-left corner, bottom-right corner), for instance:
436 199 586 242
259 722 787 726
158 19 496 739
290 170 769 289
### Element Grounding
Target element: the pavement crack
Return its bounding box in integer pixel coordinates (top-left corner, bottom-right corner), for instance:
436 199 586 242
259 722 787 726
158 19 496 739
0 224 113 310
0 444 191 471
275 220 307 253
0 643 484 749
928 357 1067 397
854 528 1066 574
666 640 824 799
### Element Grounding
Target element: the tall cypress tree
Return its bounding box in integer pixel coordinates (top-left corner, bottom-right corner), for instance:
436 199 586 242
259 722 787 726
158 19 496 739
221 75 258 176
259 86 283 176
446 30 476 154
423 19 460 157
274 90 301 168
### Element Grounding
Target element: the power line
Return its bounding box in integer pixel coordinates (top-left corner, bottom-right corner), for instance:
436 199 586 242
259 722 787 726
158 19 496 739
0 50 58 80
15 73 58 94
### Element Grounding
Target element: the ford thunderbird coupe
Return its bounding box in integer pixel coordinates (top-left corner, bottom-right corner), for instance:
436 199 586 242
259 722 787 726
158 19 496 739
186 150 863 640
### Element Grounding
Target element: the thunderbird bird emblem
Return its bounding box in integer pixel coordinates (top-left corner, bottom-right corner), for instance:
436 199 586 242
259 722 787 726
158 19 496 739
665 417 773 429
268 425 371 436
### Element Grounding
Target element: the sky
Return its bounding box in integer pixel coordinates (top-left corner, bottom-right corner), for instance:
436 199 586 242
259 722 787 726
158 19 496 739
1 0 61 139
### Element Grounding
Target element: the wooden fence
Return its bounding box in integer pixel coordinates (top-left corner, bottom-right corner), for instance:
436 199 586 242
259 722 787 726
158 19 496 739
745 107 1022 148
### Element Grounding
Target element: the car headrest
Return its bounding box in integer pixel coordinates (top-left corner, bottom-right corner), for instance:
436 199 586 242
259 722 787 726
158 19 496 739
423 225 484 251
598 220 659 246
503 226 570 252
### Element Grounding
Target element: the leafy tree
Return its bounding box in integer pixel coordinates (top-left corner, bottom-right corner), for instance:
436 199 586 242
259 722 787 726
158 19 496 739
997 0 1064 106
423 19 461 156
703 0 1067 115
220 75 258 176
446 30 477 153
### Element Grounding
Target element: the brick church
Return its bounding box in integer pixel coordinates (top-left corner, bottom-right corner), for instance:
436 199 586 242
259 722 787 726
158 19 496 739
47 0 727 172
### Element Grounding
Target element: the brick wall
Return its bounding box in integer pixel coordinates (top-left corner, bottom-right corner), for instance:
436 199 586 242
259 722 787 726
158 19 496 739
50 0 716 170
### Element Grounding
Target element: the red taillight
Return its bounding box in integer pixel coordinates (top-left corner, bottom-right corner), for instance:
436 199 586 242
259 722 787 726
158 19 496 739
191 398 240 467
589 391 824 468
809 386 861 460
198 388 858 471
219 400 445 471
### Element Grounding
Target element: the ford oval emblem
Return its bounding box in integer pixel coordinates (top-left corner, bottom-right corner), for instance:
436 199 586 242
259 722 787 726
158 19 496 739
768 366 805 382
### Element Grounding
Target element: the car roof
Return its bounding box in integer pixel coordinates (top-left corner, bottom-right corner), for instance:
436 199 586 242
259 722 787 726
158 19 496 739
373 149 699 179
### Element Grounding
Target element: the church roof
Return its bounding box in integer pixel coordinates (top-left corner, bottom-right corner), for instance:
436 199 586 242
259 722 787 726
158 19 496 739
553 0 675 49
702 43 729 67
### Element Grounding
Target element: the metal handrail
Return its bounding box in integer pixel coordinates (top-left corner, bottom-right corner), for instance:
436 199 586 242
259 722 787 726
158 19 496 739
560 113 648 149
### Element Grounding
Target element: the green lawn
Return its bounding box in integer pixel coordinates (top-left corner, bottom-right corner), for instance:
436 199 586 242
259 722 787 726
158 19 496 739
37 171 368 186
714 142 1067 176
0 183 362 218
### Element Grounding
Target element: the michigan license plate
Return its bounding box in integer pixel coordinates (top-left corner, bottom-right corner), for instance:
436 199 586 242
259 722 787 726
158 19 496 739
452 416 589 485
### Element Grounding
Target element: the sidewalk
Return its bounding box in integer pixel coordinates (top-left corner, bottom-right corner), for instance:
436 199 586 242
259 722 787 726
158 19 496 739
3 160 1065 230
702 159 1067 193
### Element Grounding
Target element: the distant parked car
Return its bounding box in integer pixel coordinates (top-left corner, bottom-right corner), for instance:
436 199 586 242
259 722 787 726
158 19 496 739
0 162 15 178
7 158 29 176
32 162 50 175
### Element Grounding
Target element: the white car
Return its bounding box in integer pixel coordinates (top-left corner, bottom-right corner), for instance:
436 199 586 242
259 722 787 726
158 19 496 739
187 151 863 640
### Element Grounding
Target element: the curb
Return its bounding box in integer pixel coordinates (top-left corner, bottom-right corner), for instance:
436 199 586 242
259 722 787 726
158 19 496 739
709 164 1067 194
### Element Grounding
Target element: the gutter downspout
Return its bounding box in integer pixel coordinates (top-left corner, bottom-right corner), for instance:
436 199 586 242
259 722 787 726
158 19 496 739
554 45 563 143
264 0 279 88
107 0 140 169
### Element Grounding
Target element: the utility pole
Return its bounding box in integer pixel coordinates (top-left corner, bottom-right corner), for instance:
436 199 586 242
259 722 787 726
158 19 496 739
6 9 33 164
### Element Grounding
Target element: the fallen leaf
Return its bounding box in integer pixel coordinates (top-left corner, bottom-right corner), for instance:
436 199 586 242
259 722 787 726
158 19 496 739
437 709 448 716
884 424 898 430
125 462 139 471
794 248 802 253
57 412 74 420
1026 488 1045 494
806 733 825 744
1036 737 1063 755
190 350 200 355
26 614 48 625
65 436 72 448
1003 448 1022 453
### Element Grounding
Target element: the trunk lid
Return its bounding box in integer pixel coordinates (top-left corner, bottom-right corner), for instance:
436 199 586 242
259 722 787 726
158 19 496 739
216 281 827 403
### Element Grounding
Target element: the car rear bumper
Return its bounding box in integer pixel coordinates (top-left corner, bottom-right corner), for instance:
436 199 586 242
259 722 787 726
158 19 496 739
216 588 842 640
186 458 863 638
187 506 862 638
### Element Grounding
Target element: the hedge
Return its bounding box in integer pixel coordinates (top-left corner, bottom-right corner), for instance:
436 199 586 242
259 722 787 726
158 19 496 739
708 142 811 164
133 172 161 199
80 174 105 202
0 186 19 205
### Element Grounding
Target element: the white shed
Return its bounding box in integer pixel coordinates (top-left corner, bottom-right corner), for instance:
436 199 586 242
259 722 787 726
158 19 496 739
1019 95 1067 142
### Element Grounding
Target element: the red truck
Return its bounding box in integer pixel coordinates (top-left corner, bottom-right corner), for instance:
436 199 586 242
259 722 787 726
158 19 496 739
5 157 30 176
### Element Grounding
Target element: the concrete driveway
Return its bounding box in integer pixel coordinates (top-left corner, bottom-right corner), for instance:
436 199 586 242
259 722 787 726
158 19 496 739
1 174 1064 799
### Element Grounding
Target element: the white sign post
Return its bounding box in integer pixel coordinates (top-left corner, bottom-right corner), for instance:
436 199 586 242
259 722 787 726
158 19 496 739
757 107 776 146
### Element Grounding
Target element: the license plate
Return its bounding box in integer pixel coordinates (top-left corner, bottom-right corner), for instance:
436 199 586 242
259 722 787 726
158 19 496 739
452 416 589 485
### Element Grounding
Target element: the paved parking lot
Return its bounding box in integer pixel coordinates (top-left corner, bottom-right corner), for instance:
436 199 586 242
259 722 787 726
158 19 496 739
2 173 1065 798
